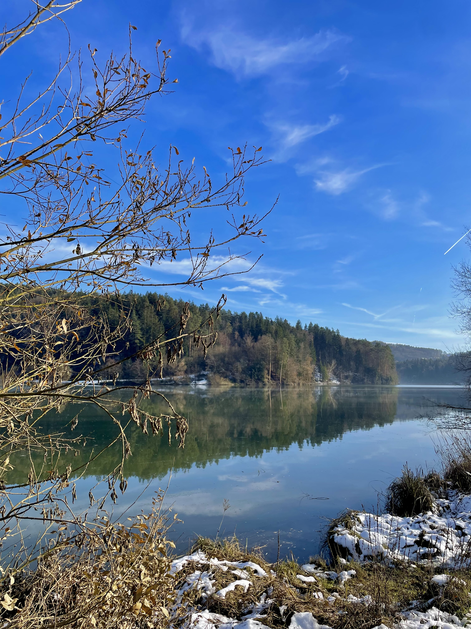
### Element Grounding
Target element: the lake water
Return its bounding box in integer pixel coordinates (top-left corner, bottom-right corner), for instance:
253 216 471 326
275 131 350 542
9 385 469 563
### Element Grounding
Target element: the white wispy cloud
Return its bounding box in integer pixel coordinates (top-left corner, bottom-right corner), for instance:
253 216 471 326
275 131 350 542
256 295 322 318
243 277 286 295
336 255 355 266
342 302 401 320
181 21 349 78
368 189 453 228
221 285 261 293
258 296 285 308
297 158 388 196
378 190 400 220
315 165 384 195
333 254 356 274
294 233 330 250
313 280 364 291
244 277 287 303
269 115 342 151
410 192 454 233
222 276 287 300
152 255 253 277
337 65 349 82
292 304 323 318
415 192 430 208
329 65 349 88
346 320 461 341
421 219 454 232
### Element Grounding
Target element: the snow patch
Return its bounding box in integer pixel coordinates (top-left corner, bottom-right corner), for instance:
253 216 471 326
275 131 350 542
171 550 208 574
216 579 252 599
289 612 333 628
297 574 317 583
396 606 464 628
330 491 471 566
190 611 270 628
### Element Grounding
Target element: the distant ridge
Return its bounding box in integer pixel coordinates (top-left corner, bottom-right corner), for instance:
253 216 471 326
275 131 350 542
382 343 446 363
380 343 462 385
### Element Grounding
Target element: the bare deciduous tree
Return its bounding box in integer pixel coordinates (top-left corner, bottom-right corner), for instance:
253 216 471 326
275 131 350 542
0 0 272 580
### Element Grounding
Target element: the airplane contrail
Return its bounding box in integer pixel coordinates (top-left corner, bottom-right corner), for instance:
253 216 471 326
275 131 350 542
444 228 471 255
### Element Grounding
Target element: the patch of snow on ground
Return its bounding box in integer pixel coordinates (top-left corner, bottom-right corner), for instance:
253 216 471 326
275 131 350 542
232 568 250 579
190 610 232 628
395 606 465 628
171 550 208 574
297 574 316 583
241 593 273 621
346 594 372 605
179 570 215 598
171 545 471 629
331 492 471 566
338 569 356 583
431 574 451 586
288 612 333 628
216 559 267 577
216 579 252 599
190 612 270 629
301 564 317 574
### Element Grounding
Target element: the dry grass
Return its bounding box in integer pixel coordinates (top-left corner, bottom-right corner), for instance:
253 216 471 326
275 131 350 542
195 536 264 564
182 533 471 629
384 465 435 517
207 374 233 387
184 537 448 629
439 432 471 493
427 572 471 616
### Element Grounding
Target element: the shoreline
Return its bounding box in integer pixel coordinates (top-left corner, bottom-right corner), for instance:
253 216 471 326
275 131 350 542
150 379 466 389
166 461 471 628
171 487 471 628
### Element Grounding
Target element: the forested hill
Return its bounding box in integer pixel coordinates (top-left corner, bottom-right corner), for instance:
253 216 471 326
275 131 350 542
396 355 465 385
382 343 466 385
385 343 446 362
90 293 398 385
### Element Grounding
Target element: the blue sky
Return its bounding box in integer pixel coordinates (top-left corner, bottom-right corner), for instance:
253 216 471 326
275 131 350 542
5 0 471 350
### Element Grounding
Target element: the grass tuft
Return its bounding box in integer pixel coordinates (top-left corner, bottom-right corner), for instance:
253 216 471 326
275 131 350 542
427 573 471 616
440 432 471 493
193 535 265 565
384 465 435 517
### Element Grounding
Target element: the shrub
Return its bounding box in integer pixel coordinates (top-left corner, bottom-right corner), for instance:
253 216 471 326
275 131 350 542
0 497 179 629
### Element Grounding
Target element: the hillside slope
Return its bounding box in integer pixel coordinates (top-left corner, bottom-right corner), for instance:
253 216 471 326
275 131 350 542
385 343 446 362
83 293 398 385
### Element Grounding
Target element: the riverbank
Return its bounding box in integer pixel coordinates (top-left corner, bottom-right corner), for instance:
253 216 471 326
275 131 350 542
170 533 471 628
167 460 471 629
171 495 471 629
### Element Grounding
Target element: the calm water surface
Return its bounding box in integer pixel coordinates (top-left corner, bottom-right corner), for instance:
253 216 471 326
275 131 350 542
11 386 468 562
